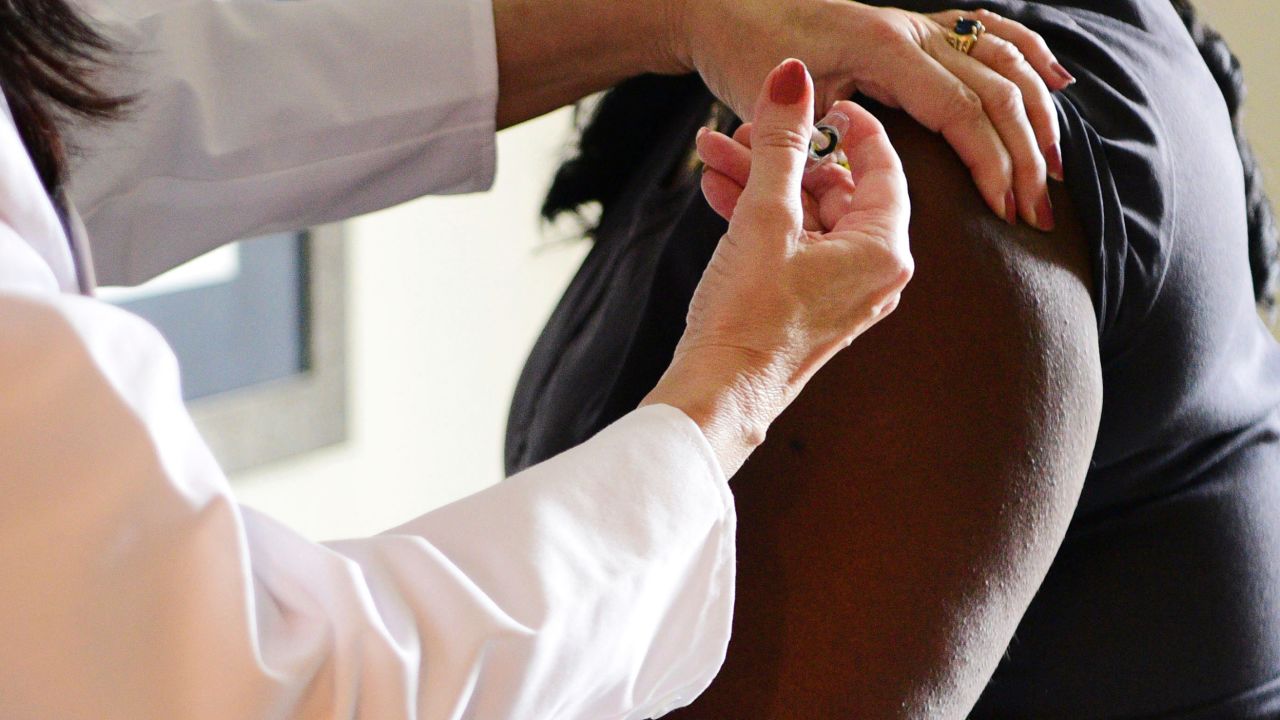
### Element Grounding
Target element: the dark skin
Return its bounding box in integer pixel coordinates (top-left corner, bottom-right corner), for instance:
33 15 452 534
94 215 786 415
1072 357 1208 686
667 108 1102 718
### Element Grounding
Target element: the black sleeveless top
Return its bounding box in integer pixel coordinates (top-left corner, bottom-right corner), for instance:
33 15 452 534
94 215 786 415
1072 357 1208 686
506 1 1280 716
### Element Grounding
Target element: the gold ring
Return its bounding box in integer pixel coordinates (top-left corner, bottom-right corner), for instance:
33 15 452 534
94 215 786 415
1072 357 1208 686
946 18 985 54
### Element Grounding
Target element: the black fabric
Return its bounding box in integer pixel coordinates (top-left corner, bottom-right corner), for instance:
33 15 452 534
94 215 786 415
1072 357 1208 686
505 1 1280 715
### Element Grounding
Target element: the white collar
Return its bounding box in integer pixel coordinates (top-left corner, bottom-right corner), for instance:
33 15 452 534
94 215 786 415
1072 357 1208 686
0 90 86 294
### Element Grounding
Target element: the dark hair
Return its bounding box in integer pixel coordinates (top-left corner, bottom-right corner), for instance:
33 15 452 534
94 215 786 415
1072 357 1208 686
541 73 709 228
544 1 1279 305
1166 0 1278 306
0 0 132 195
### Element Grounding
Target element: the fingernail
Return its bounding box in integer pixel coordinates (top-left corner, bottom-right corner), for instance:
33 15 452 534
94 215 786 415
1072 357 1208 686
696 126 710 140
1035 191 1056 232
770 58 808 105
1045 143 1064 182
1004 190 1018 225
1052 62 1076 86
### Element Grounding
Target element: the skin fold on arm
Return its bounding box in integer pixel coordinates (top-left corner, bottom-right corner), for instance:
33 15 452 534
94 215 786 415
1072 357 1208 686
666 107 1103 719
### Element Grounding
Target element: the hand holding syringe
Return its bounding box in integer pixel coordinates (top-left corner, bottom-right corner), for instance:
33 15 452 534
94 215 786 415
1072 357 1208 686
645 62 910 475
696 103 866 233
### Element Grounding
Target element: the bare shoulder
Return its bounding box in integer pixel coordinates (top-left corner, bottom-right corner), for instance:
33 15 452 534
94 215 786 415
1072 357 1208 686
666 107 1103 718
859 105 1104 439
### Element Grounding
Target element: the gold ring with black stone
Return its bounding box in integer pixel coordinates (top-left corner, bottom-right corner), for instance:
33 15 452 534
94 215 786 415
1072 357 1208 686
946 17 985 54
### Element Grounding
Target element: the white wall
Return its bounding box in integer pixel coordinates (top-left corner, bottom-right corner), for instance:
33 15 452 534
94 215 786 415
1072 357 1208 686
233 3 1280 542
231 109 588 540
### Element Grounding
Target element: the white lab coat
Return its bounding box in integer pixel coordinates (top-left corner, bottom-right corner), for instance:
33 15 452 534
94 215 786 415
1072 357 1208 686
0 0 737 716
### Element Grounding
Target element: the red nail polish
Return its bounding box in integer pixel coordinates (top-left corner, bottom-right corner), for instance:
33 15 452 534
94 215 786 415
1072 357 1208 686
770 59 807 105
1004 190 1018 225
1037 192 1056 232
1045 143 1064 182
1052 62 1076 86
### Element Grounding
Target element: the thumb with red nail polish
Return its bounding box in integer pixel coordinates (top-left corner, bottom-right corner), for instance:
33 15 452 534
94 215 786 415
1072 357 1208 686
734 58 815 229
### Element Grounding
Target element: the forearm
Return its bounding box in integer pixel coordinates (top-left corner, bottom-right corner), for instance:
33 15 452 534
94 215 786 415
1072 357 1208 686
642 353 790 478
492 0 687 128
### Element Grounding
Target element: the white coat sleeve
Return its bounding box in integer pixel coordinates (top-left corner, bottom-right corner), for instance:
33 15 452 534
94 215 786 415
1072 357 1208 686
0 236 735 718
67 0 500 286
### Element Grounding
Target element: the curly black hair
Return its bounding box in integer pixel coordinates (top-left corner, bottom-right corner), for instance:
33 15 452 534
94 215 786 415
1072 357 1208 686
1165 0 1277 306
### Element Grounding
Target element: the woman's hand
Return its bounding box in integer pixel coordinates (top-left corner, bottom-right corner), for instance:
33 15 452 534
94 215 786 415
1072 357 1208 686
643 59 912 475
695 118 858 233
665 1 1068 231
495 0 1063 229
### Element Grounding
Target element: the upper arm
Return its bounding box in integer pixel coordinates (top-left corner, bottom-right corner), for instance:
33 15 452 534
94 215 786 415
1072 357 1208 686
667 107 1103 718
71 0 498 285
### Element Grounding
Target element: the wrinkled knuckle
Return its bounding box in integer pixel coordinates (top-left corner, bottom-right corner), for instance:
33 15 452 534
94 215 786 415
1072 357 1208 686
990 42 1027 74
988 80 1024 116
947 87 985 125
861 237 908 281
869 11 912 47
893 251 915 288
755 125 810 156
876 242 914 291
740 198 796 230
